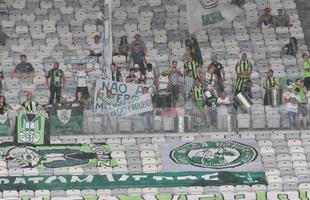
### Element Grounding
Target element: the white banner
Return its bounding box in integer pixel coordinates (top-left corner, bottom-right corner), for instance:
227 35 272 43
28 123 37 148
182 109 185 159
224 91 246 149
187 0 242 33
94 79 154 113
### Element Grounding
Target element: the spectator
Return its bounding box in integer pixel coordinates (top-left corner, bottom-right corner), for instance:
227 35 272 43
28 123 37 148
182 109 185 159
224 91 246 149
275 9 291 27
74 91 86 107
193 79 205 108
126 68 138 84
235 53 253 98
0 95 12 114
285 88 300 129
46 62 66 105
130 34 146 53
257 8 275 28
13 55 35 81
169 61 183 107
302 52 310 90
282 37 298 57
89 35 103 61
0 66 3 94
97 5 105 25
263 69 280 105
141 87 154 133
0 25 8 46
185 34 203 66
0 0 8 15
156 68 170 109
22 92 40 112
202 64 217 95
217 92 230 105
145 63 156 86
111 63 122 82
97 90 115 133
128 44 147 75
184 52 199 80
210 55 225 93
184 70 194 101
295 79 308 129
67 63 95 100
118 36 130 61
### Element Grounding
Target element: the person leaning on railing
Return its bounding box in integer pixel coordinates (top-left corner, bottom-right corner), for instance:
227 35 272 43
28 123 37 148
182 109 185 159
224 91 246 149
263 69 280 105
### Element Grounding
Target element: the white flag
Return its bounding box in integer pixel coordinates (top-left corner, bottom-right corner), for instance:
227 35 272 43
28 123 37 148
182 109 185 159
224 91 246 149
187 0 242 33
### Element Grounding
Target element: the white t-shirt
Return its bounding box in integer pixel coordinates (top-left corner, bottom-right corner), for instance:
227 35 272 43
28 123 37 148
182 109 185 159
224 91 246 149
158 75 169 91
286 94 300 113
146 70 155 86
90 43 103 54
76 71 88 87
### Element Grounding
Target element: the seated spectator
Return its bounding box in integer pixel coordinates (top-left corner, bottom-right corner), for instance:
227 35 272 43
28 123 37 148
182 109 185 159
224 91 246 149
0 0 8 15
118 36 130 61
275 9 291 27
185 34 203 66
282 37 298 57
257 8 275 28
126 68 138 84
168 61 183 107
0 95 12 114
128 44 147 74
217 92 230 105
184 70 194 101
0 25 8 46
285 88 300 129
89 35 103 60
22 92 40 112
13 55 35 81
111 63 122 82
74 91 86 107
130 34 146 53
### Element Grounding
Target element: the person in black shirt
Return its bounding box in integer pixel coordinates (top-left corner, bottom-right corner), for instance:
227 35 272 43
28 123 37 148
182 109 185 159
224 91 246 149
0 68 4 94
0 95 11 115
45 62 66 105
210 55 225 93
13 54 35 80
111 63 122 82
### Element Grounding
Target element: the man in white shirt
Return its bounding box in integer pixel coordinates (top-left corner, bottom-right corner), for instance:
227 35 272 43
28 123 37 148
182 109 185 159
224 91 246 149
285 88 301 129
89 35 103 61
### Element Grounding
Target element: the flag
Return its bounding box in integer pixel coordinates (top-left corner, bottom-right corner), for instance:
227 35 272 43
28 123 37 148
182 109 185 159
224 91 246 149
0 111 13 136
187 0 242 33
48 102 84 134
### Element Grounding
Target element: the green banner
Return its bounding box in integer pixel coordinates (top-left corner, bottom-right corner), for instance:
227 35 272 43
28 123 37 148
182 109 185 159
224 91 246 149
0 111 13 136
0 143 117 169
47 102 83 134
17 111 47 145
64 58 92 65
0 171 265 191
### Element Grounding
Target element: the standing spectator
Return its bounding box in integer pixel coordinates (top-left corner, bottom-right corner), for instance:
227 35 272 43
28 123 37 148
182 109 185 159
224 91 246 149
285 88 300 129
184 53 199 80
67 63 95 100
126 68 138 84
275 9 291 27
235 53 253 98
0 25 8 46
97 90 115 133
22 92 40 112
0 66 3 94
13 55 35 81
130 34 146 53
302 52 310 90
129 44 147 75
202 64 217 95
169 61 183 107
263 69 280 105
111 63 121 82
257 8 275 28
89 35 103 61
46 62 66 105
193 79 205 108
295 79 308 129
141 87 154 133
282 37 298 57
0 0 8 15
156 68 170 109
210 55 225 93
184 70 194 101
97 5 105 25
145 63 156 86
118 36 130 61
185 34 203 66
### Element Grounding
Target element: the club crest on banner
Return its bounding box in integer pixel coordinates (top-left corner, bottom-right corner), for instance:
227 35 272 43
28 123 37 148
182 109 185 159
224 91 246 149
57 109 71 124
199 0 219 9
0 112 8 124
170 141 258 169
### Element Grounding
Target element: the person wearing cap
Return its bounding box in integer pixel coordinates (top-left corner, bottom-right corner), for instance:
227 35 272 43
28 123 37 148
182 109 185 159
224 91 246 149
295 79 308 129
275 9 291 27
263 69 280 105
89 35 103 60
302 52 310 90
46 62 66 105
235 53 253 98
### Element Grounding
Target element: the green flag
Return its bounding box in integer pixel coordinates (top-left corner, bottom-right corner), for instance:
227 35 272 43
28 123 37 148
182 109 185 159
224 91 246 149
0 111 13 136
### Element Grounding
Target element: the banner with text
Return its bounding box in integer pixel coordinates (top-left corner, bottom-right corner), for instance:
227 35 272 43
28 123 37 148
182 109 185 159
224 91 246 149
187 0 242 33
94 79 154 112
162 140 264 172
0 171 266 191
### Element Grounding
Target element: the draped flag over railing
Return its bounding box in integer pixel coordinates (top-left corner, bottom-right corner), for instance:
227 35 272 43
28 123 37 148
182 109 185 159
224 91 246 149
187 0 243 33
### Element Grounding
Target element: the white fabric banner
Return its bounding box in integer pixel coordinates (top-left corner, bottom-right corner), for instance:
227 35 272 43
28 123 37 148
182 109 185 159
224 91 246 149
187 0 242 33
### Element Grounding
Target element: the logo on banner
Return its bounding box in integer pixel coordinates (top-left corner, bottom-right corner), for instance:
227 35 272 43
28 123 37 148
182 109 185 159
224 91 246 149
0 112 8 124
19 117 41 143
171 141 257 169
57 109 72 124
199 0 219 9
